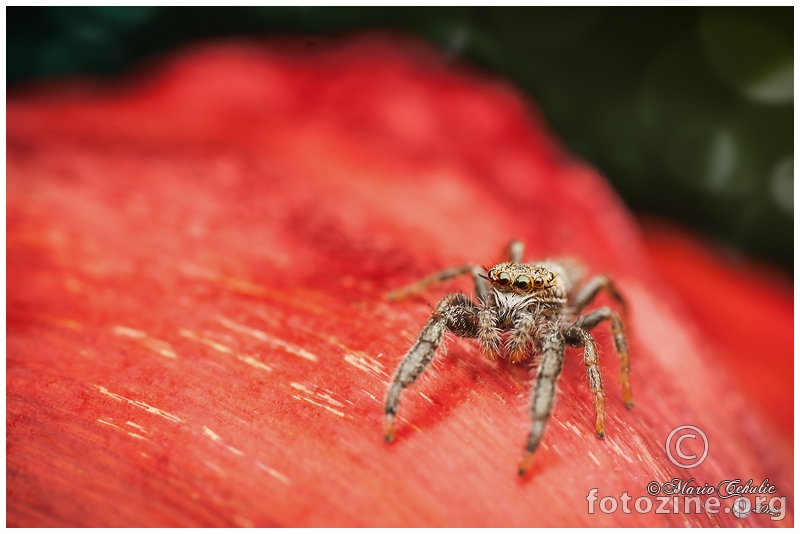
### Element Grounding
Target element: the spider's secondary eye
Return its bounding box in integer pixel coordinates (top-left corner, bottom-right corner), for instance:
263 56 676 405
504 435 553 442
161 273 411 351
514 275 532 292
487 269 496 281
496 272 511 287
533 276 544 288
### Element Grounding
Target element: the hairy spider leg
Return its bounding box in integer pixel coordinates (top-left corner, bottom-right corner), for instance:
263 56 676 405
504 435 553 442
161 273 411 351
386 264 489 303
477 307 501 358
503 239 525 263
519 331 565 475
507 312 538 363
568 274 627 317
565 326 607 439
387 240 526 304
384 293 480 442
575 307 633 408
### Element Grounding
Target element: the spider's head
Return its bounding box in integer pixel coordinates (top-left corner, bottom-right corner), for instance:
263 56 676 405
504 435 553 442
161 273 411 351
486 263 556 296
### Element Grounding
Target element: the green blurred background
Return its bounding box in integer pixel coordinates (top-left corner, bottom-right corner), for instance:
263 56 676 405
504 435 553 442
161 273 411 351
8 7 793 270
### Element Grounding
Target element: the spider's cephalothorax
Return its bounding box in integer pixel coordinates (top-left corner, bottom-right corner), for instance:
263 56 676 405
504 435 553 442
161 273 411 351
384 240 633 476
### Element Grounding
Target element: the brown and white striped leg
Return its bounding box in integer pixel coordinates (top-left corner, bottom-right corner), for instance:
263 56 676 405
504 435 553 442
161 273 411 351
503 239 525 263
565 326 606 439
387 264 489 302
575 307 633 408
384 293 479 443
518 332 565 475
568 274 626 316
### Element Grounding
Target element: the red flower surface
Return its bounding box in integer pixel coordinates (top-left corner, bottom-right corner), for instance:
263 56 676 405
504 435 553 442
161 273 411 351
7 35 793 527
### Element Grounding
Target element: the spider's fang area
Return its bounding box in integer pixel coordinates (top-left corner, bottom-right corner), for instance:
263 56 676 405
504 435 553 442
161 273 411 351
596 430 605 439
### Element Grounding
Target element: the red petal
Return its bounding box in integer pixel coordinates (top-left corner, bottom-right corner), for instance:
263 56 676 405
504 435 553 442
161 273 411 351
8 35 793 527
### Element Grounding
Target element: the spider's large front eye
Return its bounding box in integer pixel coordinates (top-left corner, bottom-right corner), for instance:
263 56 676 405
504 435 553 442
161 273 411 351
513 275 532 292
496 271 511 287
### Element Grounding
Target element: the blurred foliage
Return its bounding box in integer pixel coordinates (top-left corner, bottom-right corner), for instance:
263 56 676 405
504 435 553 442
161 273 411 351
7 7 793 269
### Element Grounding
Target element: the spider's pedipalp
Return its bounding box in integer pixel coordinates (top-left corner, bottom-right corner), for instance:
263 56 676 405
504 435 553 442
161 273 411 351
477 307 501 358
384 292 479 442
507 312 537 363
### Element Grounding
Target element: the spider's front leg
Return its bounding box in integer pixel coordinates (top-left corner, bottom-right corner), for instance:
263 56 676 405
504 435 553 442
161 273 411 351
518 331 565 475
384 293 479 443
386 264 489 302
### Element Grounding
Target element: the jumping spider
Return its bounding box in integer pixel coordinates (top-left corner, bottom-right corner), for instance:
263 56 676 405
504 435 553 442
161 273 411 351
384 239 633 475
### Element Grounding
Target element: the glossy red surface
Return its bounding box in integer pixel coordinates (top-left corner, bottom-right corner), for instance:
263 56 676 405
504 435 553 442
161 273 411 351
7 35 793 527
